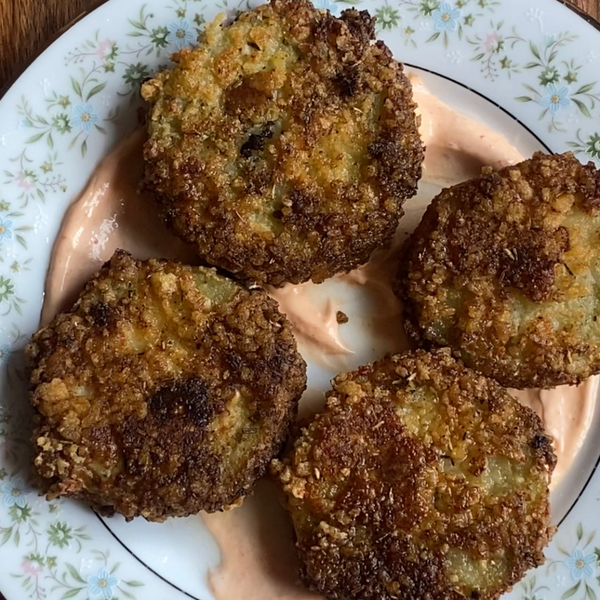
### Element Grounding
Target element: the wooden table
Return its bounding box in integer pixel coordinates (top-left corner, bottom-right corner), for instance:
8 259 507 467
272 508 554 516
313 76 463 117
0 0 598 89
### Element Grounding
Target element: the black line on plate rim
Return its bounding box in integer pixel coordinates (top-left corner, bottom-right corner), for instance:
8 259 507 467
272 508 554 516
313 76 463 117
95 515 203 600
404 63 554 153
557 451 600 526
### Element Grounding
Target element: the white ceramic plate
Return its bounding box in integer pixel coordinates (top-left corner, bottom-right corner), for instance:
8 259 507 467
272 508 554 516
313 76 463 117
1 1 600 599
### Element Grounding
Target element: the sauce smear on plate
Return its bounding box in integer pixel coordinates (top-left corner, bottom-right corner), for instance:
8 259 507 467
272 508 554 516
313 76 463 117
40 77 597 600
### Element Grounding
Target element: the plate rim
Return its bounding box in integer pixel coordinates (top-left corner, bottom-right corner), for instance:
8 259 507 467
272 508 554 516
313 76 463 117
1 0 600 599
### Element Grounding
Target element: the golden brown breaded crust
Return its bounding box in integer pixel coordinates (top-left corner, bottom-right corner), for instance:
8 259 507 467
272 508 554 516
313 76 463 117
273 349 555 600
142 0 423 286
396 152 600 389
27 250 306 521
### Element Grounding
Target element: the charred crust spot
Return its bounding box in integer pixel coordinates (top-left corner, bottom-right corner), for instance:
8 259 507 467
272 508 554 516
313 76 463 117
333 67 359 98
499 227 570 302
148 378 215 428
490 226 570 302
225 352 245 374
281 189 322 233
531 433 553 458
340 8 376 42
88 302 112 328
240 121 275 158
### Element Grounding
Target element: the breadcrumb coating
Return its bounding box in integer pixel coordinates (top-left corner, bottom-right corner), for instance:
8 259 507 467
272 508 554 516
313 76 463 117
273 349 555 600
28 250 306 521
142 0 423 286
397 152 600 389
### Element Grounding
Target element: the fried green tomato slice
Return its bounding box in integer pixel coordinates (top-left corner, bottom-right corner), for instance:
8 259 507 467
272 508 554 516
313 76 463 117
141 0 423 286
273 350 555 600
396 152 600 389
27 250 306 521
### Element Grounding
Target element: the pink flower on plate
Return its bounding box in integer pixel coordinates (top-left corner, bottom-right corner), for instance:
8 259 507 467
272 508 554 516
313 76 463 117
485 32 501 51
21 555 44 575
96 40 115 59
16 170 37 190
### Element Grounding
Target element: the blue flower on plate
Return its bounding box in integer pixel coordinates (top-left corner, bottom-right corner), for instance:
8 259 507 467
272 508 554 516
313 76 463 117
88 568 119 600
0 217 13 242
566 548 596 580
432 2 461 32
1 477 28 508
70 103 99 133
540 84 571 113
312 0 341 15
167 20 196 50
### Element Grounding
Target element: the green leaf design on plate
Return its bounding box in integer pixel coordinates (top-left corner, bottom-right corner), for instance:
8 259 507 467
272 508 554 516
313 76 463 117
573 98 592 118
66 563 85 584
61 588 85 599
71 77 83 99
586 583 598 600
86 82 108 101
25 133 45 144
576 83 596 95
562 581 581 600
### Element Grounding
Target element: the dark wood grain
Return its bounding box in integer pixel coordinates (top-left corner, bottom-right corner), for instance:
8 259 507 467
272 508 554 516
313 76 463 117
0 0 598 90
0 0 104 91
572 0 600 18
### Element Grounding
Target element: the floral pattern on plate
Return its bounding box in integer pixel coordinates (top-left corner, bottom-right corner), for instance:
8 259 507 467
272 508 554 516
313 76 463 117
0 0 599 598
